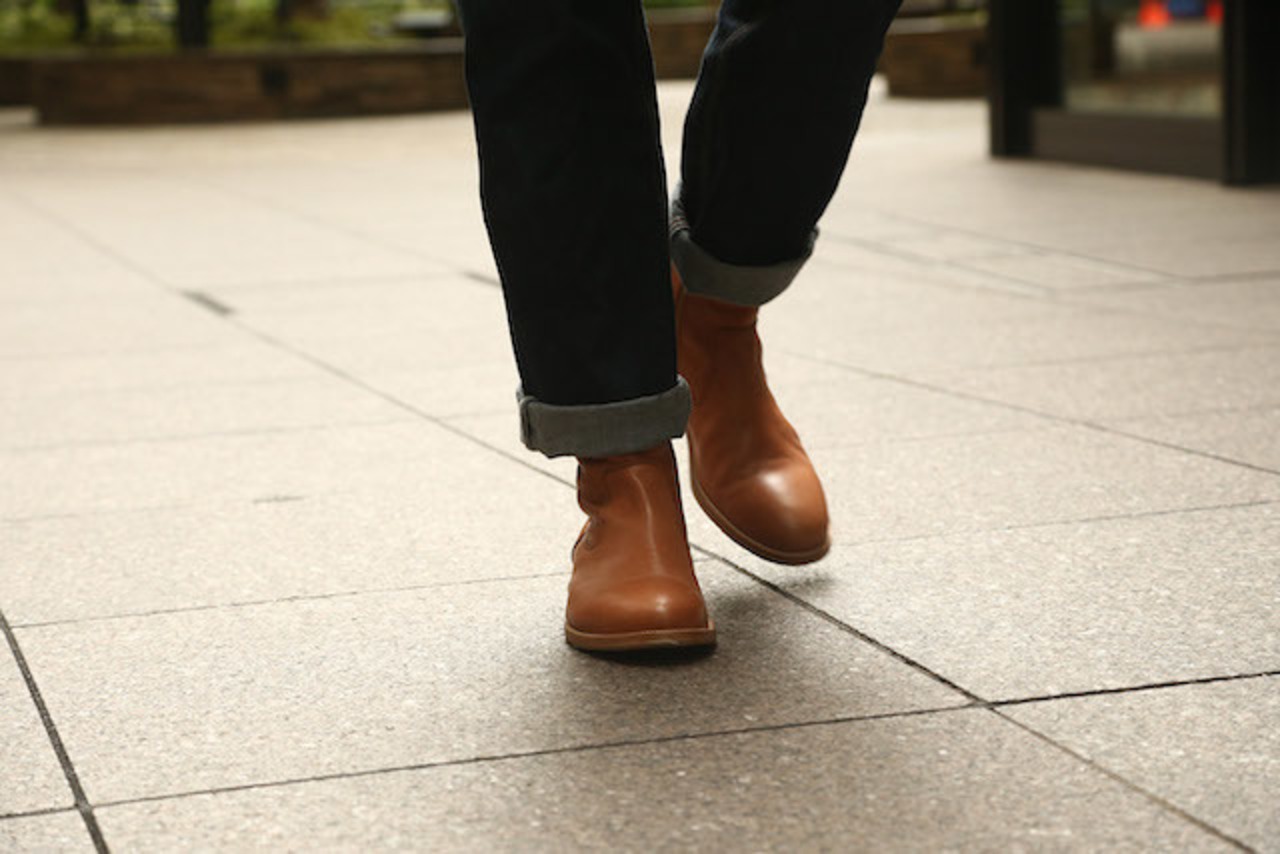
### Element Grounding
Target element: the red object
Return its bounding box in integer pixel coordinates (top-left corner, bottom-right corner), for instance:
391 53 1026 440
1139 0 1172 27
1206 0 1224 23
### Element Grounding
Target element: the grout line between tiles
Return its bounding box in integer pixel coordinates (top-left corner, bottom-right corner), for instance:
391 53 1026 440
989 670 1280 708
184 269 462 295
0 609 109 853
690 543 985 703
229 323 580 491
88 702 978 812
0 342 241 364
833 210 1166 281
1 501 208 526
826 498 1280 550
820 224 1280 342
4 416 416 456
0 371 347 404
1103 400 1280 424
992 709 1255 852
11 570 570 631
0 806 78 823
182 173 475 277
10 175 1272 846
694 548 1276 847
787 351 1280 478
12 229 1266 710
180 290 233 317
904 339 1280 372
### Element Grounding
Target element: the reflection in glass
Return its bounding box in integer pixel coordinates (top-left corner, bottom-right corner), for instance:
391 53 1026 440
1060 0 1223 118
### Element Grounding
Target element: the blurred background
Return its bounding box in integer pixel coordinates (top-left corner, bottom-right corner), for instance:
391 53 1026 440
1 3 1278 852
3 0 1272 183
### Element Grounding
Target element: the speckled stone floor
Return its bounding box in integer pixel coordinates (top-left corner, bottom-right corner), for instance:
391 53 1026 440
2 79 1277 851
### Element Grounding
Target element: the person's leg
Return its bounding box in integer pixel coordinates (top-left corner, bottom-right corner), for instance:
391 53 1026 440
676 0 903 281
672 0 901 563
457 0 712 650
458 0 688 459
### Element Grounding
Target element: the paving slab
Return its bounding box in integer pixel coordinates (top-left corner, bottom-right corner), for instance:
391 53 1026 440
10 172 450 289
0 197 155 305
682 424 1280 558
358 361 521 420
3 77 1279 848
241 322 515 378
0 296 238 360
915 345 1280 424
961 250 1171 292
806 206 942 246
808 240 1054 299
742 502 1280 699
752 353 1047 451
15 565 963 804
94 709 1228 851
217 275 519 394
1108 407 1280 472
1 456 579 625
0 419 521 520
0 342 318 400
0 812 92 852
1005 677 1280 851
877 230 1025 262
768 254 1057 338
776 301 1274 374
444 411 579 483
1079 233 1280 280
0 649 72 814
1068 277 1280 334
207 274 504 342
0 376 409 451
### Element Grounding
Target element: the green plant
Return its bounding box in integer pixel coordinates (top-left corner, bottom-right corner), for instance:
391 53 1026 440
210 0 412 46
86 1 173 49
0 0 75 50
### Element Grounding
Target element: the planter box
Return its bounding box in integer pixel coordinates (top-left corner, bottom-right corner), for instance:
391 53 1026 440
881 17 987 98
20 7 716 124
0 57 32 106
31 42 469 124
648 6 716 79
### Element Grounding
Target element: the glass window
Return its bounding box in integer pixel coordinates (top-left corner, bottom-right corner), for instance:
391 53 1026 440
1059 0 1224 118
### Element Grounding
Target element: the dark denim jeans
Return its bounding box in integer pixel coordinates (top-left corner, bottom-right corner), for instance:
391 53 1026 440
458 0 901 457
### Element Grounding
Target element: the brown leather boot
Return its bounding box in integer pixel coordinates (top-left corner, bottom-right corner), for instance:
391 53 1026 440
674 268 831 565
565 442 716 651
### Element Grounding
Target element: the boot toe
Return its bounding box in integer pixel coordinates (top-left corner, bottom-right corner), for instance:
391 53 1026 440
567 576 710 636
703 463 830 563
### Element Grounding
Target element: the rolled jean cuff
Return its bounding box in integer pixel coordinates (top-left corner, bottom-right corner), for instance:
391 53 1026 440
518 376 692 459
670 195 816 308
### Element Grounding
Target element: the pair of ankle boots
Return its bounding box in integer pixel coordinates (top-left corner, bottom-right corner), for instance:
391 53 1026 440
565 272 829 652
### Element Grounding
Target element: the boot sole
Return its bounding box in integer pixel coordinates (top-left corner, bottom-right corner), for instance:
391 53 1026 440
564 621 717 652
691 473 831 566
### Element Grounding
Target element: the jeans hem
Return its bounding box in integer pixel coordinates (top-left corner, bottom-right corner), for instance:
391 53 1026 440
518 377 692 459
669 194 816 307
